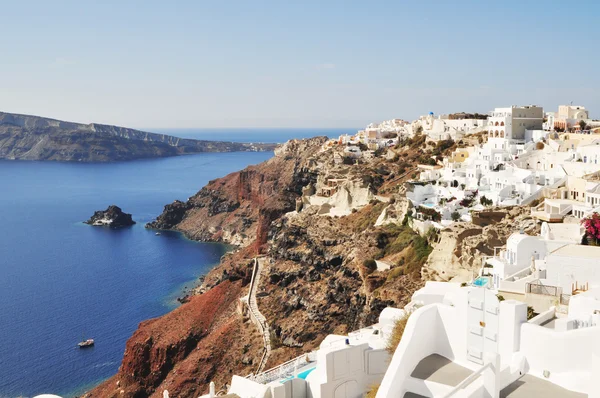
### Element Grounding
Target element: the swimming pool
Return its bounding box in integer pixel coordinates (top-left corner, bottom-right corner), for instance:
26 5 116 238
421 202 436 208
279 367 316 383
297 367 316 379
473 277 489 287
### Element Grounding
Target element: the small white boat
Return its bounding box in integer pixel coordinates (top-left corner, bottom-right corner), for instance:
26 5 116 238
78 338 94 348
155 232 161 236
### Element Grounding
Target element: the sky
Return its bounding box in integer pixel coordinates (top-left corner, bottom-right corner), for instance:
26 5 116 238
0 0 599 129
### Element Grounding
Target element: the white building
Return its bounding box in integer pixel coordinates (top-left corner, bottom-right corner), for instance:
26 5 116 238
486 105 543 147
377 281 600 397
206 307 406 398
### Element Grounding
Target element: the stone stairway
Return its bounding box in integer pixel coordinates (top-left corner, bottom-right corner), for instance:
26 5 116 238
246 257 271 374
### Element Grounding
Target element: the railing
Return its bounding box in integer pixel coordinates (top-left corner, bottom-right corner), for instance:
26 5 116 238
249 351 318 384
441 363 491 398
504 266 532 282
526 282 562 297
528 307 556 326
560 293 571 306
245 257 271 374
520 176 567 206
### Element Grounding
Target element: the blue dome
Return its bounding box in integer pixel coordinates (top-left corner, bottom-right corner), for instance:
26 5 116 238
429 112 434 115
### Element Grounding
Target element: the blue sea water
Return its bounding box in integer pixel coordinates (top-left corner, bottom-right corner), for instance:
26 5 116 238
0 128 360 398
0 128 358 397
149 127 354 143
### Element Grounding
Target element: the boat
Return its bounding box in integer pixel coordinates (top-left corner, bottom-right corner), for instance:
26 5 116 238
78 338 94 348
155 232 161 236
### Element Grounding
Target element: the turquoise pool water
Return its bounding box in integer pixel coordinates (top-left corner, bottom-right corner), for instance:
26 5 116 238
280 367 316 383
421 202 436 208
473 277 489 287
298 367 316 379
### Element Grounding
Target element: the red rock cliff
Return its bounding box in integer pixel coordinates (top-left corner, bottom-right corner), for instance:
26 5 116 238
85 280 263 398
146 137 325 249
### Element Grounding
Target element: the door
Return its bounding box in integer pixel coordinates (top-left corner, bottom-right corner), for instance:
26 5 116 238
467 288 499 365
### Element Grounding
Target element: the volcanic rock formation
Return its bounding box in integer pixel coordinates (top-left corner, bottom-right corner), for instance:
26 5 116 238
84 205 136 228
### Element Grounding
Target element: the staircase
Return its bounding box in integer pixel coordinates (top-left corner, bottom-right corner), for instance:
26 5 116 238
246 257 272 374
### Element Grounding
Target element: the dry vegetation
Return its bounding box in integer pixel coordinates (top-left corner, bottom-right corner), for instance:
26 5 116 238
386 313 411 355
366 384 380 398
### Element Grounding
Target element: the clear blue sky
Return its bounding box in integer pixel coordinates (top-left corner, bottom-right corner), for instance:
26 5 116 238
0 0 598 129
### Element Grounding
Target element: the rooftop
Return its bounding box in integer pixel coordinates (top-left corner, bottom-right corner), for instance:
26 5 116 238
550 244 600 259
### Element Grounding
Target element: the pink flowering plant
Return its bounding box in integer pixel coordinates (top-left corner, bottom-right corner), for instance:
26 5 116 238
581 212 600 246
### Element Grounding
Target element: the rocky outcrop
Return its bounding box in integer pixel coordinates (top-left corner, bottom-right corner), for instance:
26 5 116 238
84 205 136 227
0 111 276 162
375 197 411 226
146 201 191 230
422 206 540 282
145 137 326 249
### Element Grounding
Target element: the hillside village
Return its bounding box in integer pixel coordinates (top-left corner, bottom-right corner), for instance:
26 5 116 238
188 105 600 398
86 105 600 398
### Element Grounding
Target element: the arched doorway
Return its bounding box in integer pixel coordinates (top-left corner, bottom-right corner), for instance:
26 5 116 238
334 380 359 398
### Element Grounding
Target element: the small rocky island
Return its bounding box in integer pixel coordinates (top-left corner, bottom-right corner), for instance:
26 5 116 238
84 205 136 228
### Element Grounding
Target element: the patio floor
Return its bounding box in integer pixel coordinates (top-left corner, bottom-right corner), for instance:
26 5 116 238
501 375 587 398
403 393 427 398
410 354 473 387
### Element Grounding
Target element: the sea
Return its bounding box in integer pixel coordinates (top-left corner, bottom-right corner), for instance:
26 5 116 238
0 128 354 398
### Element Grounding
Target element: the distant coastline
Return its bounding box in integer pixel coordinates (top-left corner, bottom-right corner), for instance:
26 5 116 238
0 112 277 162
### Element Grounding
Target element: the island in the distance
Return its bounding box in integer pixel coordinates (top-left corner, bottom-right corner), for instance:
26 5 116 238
84 205 136 228
0 111 277 162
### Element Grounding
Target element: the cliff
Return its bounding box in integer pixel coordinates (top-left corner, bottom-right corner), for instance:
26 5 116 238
0 112 275 162
85 280 266 398
146 137 326 249
89 135 470 396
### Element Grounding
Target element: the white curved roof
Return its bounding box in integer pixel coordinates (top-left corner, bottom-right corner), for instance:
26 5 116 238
507 232 533 246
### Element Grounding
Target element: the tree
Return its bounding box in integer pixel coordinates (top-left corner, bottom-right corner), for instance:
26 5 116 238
480 196 493 206
363 259 377 274
579 120 588 131
451 211 461 221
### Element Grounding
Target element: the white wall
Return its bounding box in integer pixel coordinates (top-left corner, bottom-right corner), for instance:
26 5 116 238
498 300 528 360
308 343 387 398
229 375 271 398
271 378 306 398
519 324 599 394
546 253 600 293
376 304 458 398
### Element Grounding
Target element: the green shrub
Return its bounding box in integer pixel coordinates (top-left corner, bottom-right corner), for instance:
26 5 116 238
418 206 442 222
451 211 460 221
480 196 493 206
363 259 377 273
387 267 405 281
